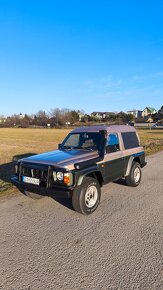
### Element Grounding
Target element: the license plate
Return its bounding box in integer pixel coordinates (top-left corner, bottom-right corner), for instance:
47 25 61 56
22 176 40 185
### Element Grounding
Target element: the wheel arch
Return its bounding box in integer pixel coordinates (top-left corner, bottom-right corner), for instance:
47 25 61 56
125 155 142 176
77 170 104 187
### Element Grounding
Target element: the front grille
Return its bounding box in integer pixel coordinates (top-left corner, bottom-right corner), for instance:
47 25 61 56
22 167 48 180
20 163 49 187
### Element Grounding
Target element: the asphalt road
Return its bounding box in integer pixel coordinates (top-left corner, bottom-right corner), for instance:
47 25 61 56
0 152 163 290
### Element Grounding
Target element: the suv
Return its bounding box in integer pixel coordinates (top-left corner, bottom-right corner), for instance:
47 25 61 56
11 125 146 215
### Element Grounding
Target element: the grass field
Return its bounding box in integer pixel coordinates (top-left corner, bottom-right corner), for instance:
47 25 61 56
138 128 163 155
0 128 163 194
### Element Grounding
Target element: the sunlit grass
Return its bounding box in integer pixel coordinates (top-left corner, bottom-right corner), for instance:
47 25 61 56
0 128 71 164
137 129 163 155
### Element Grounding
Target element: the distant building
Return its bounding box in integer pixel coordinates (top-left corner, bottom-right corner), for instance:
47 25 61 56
19 113 25 119
145 115 154 123
91 112 115 119
78 112 85 121
142 107 157 117
0 118 6 124
158 105 163 115
127 110 143 118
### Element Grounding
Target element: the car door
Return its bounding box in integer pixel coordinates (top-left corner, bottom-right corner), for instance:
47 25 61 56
103 133 124 183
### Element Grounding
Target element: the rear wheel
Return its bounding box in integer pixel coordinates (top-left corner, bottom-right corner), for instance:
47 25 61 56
72 177 101 215
125 161 142 187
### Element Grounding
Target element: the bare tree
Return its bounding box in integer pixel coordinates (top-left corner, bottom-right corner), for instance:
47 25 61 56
36 110 48 127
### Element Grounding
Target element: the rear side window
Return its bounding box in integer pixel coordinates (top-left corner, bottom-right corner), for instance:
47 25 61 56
122 132 139 149
106 133 120 153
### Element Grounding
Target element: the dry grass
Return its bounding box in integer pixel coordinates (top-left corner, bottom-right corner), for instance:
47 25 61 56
0 127 162 194
0 128 70 195
0 128 71 165
137 128 163 155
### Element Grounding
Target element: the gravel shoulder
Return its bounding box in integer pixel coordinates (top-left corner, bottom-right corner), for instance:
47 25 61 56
0 152 163 290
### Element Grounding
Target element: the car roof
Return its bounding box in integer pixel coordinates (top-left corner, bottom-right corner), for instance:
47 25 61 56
71 125 136 134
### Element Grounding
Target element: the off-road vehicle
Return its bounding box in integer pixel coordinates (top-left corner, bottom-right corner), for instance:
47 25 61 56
12 125 147 214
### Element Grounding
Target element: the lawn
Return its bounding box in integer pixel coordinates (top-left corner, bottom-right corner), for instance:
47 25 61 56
0 128 70 194
138 128 163 155
0 127 162 194
0 128 71 165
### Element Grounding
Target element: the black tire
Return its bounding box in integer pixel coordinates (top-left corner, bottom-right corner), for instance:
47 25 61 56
72 177 101 215
125 161 142 187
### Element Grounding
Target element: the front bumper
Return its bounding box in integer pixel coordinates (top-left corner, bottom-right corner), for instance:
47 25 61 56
11 176 74 196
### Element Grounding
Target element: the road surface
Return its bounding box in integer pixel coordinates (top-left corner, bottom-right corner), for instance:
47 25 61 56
0 152 163 290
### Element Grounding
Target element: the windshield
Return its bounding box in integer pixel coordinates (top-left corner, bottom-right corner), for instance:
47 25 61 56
61 132 105 152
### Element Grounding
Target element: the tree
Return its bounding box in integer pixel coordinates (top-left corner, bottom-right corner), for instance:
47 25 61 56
158 105 163 119
50 108 61 125
70 110 79 123
20 114 30 127
50 108 79 125
36 110 48 126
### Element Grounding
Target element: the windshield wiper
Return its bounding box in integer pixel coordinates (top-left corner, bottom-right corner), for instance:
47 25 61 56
76 146 96 151
61 146 97 151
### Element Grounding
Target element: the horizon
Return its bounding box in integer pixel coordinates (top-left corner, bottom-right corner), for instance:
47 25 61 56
0 1 163 115
1 105 162 119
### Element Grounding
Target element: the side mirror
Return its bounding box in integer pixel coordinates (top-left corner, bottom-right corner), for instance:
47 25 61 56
58 144 62 149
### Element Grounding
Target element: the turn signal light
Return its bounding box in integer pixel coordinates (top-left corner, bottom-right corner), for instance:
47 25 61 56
64 174 70 184
64 173 73 186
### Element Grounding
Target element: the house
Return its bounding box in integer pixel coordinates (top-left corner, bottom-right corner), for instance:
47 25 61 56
78 112 85 121
142 107 157 117
91 112 115 119
0 118 6 124
127 110 143 118
145 115 154 123
158 105 163 115
19 113 25 119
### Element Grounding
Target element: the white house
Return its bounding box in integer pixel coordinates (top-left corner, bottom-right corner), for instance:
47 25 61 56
91 112 115 119
127 110 143 118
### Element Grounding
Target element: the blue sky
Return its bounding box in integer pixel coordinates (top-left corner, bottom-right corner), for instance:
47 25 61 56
0 0 163 116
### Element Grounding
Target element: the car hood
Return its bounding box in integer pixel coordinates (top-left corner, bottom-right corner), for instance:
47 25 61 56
20 149 99 169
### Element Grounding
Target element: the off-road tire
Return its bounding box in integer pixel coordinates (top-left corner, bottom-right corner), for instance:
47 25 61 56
125 161 142 187
72 177 101 215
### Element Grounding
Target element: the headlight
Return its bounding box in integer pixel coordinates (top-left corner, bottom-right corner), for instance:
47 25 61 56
56 172 64 181
53 171 73 186
53 171 57 181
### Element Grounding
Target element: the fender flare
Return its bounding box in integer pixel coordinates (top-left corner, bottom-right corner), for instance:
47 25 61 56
77 169 103 186
125 156 134 176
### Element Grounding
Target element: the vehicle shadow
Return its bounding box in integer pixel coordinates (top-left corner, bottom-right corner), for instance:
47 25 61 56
113 178 127 186
0 153 37 184
19 186 74 211
48 192 73 211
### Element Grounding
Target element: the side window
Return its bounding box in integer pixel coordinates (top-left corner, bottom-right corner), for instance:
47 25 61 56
106 133 120 153
121 132 139 149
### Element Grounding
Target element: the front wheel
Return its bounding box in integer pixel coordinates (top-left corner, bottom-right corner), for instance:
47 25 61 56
125 161 142 187
72 177 101 215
